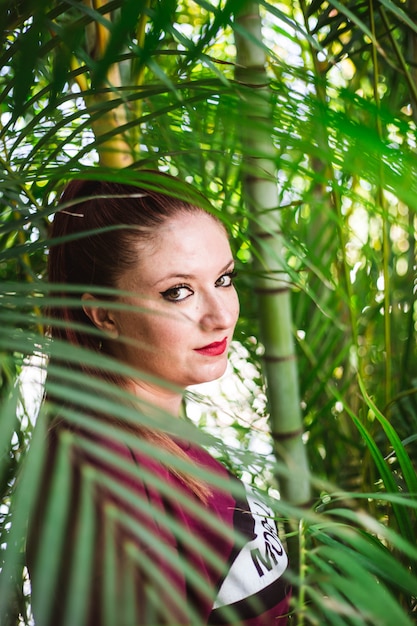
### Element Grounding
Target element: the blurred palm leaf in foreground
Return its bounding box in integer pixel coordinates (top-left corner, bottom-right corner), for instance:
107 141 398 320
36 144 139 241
1 0 417 624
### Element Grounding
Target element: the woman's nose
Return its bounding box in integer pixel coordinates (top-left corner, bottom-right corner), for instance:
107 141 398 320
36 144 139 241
199 291 239 331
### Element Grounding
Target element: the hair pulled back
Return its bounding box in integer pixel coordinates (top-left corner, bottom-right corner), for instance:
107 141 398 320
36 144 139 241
46 174 214 500
48 174 206 357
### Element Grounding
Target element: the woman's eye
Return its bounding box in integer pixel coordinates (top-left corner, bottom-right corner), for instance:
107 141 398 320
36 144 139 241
160 285 193 302
215 270 237 288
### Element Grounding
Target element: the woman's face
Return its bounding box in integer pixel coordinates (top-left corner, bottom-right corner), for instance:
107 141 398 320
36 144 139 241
109 211 239 389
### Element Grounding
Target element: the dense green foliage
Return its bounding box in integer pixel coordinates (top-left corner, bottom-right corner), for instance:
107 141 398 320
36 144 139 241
0 0 416 624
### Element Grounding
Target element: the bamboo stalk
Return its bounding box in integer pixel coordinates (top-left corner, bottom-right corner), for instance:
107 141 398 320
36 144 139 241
234 2 310 506
79 0 134 167
369 0 392 406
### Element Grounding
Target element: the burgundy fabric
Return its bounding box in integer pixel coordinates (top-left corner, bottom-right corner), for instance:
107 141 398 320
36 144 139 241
62 430 291 625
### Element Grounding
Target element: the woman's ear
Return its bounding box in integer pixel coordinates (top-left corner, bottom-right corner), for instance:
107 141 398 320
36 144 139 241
81 294 118 337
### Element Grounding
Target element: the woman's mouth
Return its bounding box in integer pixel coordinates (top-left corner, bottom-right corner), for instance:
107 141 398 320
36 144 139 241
194 337 228 356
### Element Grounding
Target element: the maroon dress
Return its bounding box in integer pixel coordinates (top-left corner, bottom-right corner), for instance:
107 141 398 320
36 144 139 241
85 433 291 625
30 427 291 625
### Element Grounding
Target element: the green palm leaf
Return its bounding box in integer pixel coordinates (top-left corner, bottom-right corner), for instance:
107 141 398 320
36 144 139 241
2 0 417 623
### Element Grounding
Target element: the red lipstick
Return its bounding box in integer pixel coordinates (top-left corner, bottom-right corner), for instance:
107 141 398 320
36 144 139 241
194 337 228 356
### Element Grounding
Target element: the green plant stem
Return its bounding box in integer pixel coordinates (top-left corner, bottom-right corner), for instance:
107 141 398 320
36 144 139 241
370 0 392 406
296 517 307 626
234 1 310 507
298 0 359 352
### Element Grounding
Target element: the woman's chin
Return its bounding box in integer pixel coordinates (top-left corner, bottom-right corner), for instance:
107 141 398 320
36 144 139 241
190 360 228 386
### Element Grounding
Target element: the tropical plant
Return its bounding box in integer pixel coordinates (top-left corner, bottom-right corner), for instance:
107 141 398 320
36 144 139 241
0 0 416 624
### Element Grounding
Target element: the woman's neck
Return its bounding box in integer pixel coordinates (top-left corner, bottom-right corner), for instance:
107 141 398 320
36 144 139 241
127 378 184 417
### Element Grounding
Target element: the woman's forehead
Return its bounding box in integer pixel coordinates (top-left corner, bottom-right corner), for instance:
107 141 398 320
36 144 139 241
117 212 232 289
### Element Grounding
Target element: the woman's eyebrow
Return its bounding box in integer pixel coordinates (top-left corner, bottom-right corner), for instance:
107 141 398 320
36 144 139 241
152 259 234 287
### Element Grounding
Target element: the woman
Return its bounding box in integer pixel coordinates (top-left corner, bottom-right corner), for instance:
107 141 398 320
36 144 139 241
29 173 291 625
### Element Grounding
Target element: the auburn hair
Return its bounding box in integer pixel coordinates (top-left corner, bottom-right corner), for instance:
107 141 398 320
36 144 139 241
46 173 216 501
